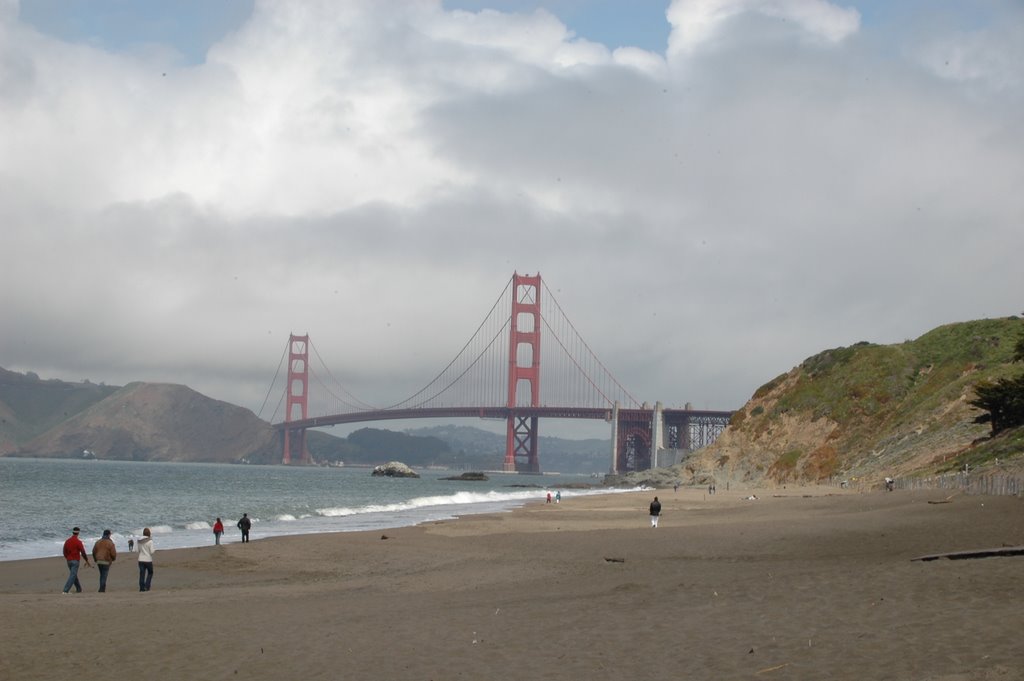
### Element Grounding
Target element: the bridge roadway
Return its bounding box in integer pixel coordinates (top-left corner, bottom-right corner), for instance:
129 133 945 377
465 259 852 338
273 406 730 430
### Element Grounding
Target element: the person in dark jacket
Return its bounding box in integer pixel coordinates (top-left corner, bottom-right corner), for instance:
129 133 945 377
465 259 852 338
649 497 662 528
237 513 251 543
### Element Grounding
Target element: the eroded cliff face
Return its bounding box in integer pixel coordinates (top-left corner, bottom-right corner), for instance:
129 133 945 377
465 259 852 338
15 382 279 464
681 318 1023 486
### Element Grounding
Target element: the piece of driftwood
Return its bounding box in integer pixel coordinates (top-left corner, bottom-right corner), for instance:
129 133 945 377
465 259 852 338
911 546 1024 561
756 662 790 674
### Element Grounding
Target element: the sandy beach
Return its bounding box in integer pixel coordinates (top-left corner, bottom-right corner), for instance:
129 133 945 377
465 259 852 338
2 487 1022 681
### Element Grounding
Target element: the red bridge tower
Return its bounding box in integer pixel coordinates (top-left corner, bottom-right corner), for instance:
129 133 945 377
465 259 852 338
504 273 541 473
283 333 313 465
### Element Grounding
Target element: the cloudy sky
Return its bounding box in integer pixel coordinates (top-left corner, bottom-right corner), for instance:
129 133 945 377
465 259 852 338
2 0 1022 438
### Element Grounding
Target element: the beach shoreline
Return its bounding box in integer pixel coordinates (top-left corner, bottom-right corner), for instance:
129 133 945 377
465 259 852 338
3 486 1022 680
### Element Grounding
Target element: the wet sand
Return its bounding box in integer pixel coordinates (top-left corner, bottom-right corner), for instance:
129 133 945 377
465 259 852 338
2 487 1023 681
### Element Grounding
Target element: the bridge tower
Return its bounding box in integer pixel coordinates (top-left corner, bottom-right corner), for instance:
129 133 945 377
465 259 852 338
504 273 541 473
283 333 313 465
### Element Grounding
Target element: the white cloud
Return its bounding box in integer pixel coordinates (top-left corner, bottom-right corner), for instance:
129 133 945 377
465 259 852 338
666 0 860 56
1 1 1022 437
916 25 1024 95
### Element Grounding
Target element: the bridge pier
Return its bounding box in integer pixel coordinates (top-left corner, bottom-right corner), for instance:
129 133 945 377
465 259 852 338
651 401 664 468
505 413 540 473
609 402 620 474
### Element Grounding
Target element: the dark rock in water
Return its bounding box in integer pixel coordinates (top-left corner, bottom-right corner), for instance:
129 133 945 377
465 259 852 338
440 472 489 481
371 461 420 478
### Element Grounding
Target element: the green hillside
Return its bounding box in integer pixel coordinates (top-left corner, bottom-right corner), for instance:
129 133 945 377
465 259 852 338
691 317 1024 484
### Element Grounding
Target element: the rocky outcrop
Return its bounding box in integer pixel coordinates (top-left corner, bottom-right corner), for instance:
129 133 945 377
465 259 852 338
371 461 420 478
440 472 489 481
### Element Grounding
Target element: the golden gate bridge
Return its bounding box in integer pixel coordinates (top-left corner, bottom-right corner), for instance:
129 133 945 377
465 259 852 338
261 273 731 473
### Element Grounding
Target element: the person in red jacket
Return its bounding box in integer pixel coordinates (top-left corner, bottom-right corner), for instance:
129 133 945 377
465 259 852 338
213 518 224 545
62 527 91 594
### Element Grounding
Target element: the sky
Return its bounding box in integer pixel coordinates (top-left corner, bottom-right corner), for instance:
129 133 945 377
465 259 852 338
2 0 1022 439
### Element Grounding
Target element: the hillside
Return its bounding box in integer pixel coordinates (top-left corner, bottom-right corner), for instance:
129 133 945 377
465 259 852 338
0 368 118 454
11 382 280 464
680 317 1024 486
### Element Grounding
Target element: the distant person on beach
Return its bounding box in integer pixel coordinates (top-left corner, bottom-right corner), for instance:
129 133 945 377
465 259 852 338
555 491 561 504
137 528 154 592
213 518 224 545
128 536 135 552
61 526 91 593
91 529 117 592
673 482 679 493
546 492 552 504
649 497 662 528
237 513 251 543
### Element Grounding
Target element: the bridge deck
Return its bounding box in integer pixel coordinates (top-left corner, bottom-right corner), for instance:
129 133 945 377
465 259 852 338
273 407 731 430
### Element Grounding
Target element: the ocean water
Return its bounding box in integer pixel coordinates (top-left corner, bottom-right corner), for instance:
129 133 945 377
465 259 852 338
0 457 622 562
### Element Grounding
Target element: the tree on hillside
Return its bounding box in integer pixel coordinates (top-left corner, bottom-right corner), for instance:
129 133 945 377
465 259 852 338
970 333 1024 435
970 375 1024 435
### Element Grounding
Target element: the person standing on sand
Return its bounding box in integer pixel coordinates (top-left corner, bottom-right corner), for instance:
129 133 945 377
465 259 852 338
237 513 251 543
555 490 561 504
649 496 662 528
61 526 91 593
137 528 154 592
91 529 117 592
213 518 224 545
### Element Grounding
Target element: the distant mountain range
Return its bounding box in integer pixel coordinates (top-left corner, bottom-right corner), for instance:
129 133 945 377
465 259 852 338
0 367 611 472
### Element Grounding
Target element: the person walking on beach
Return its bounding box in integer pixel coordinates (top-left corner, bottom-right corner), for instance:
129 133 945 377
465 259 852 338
213 518 224 545
91 529 117 592
61 526 91 593
237 513 251 543
137 528 154 592
555 490 561 504
649 496 662 528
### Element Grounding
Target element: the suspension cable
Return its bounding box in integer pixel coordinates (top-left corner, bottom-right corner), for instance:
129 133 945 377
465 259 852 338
257 340 290 420
384 275 513 410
